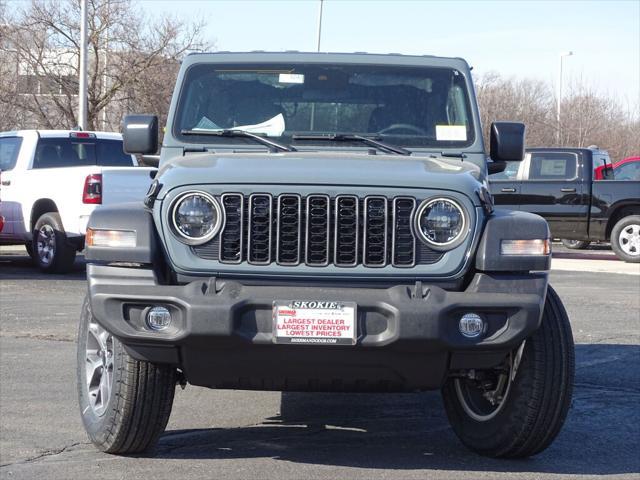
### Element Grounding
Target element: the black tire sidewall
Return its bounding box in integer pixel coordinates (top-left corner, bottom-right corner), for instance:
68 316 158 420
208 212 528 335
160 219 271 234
77 297 125 448
442 286 574 458
33 212 76 272
611 215 640 263
561 239 590 250
443 340 539 452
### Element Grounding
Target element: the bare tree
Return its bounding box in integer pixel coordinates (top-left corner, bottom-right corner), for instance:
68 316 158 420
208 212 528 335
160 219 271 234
475 72 639 161
475 72 556 148
0 0 211 131
560 79 640 160
0 2 25 130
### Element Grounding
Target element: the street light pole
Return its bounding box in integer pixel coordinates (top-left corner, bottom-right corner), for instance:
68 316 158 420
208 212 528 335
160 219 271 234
316 0 324 52
556 51 573 145
102 0 109 130
78 0 88 130
310 0 324 130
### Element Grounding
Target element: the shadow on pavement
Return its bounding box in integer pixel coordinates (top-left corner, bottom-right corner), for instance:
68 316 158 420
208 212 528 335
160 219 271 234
0 253 87 280
552 252 619 261
151 344 640 475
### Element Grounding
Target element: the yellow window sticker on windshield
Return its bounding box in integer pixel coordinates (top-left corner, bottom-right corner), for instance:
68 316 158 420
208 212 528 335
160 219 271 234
436 125 467 141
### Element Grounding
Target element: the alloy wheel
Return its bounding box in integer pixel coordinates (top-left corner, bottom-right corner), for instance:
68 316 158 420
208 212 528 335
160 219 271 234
36 224 56 266
619 223 640 256
453 342 525 422
85 319 114 416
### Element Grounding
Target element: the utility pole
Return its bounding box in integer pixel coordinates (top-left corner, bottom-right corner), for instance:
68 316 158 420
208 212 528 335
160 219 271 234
316 0 324 52
78 0 88 130
556 51 573 145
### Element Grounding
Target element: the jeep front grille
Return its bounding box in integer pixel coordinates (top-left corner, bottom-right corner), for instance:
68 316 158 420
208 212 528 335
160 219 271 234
219 194 244 263
192 193 443 267
276 194 302 265
306 194 330 266
247 194 273 264
334 195 359 266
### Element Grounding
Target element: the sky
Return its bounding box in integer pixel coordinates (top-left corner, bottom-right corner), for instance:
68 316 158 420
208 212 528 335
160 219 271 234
138 0 640 108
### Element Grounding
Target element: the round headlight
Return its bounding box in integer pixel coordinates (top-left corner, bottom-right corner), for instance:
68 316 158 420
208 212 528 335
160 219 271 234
414 197 468 250
170 191 223 245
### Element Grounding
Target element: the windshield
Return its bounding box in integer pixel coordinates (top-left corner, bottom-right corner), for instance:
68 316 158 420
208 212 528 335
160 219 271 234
174 63 475 149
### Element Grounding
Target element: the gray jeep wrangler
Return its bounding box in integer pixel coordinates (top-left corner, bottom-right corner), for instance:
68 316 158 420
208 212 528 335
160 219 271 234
77 52 574 458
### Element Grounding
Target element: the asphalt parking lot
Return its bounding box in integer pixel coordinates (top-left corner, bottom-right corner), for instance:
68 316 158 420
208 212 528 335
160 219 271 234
1 247 639 479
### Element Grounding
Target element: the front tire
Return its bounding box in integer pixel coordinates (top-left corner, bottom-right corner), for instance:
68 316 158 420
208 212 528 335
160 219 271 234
33 212 76 273
561 239 591 250
442 286 574 458
77 296 177 454
611 215 640 263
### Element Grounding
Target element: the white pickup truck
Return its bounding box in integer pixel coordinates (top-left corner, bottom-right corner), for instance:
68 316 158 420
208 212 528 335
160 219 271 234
0 130 156 273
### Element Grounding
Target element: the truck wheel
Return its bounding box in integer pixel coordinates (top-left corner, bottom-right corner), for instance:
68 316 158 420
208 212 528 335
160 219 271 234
442 285 574 458
611 215 640 263
33 212 76 273
77 296 177 454
561 239 590 250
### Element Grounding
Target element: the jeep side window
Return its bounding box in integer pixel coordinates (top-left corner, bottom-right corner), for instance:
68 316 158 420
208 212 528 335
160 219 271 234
526 152 577 180
0 137 22 172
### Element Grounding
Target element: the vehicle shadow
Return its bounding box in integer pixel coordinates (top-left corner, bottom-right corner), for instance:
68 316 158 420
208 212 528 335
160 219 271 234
0 252 87 280
152 343 640 475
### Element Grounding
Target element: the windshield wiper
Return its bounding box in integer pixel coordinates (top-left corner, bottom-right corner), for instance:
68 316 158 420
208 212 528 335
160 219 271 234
440 152 467 159
181 129 296 153
292 133 411 156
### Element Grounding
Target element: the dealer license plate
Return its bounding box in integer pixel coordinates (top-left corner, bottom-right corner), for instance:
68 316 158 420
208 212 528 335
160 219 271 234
273 300 357 345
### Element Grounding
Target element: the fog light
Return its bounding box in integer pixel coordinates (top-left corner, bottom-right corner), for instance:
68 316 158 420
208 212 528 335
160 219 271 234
459 313 484 338
146 306 171 331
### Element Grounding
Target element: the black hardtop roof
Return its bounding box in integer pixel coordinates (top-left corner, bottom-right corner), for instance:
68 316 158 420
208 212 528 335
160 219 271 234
181 51 471 71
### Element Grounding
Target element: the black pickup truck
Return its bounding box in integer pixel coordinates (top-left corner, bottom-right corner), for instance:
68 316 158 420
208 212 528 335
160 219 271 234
489 146 640 262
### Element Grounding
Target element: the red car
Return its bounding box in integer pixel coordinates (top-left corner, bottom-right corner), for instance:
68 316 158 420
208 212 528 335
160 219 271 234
594 156 640 180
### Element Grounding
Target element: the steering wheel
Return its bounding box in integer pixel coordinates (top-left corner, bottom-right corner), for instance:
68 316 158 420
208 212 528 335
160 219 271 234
378 123 427 135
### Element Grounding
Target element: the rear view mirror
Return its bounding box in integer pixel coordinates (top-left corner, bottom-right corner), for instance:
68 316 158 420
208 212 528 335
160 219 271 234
490 122 525 162
123 115 158 155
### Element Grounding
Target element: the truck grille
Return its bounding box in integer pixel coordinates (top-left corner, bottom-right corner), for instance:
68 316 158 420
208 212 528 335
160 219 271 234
192 193 443 267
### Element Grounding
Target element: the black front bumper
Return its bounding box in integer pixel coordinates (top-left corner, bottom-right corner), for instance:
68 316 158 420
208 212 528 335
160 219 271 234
88 265 548 392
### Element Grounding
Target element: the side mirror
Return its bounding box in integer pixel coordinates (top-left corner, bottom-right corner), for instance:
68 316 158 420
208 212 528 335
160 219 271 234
487 160 507 175
123 115 158 155
490 122 525 162
603 165 614 180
